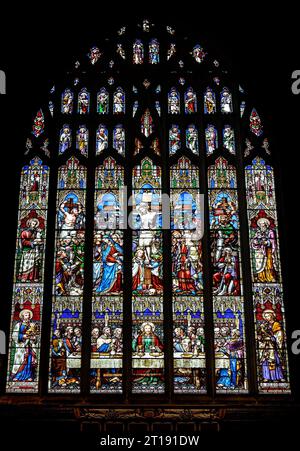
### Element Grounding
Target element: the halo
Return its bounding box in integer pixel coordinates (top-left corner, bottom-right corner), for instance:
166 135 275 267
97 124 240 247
19 309 33 320
26 217 39 228
140 322 155 332
262 309 275 319
257 217 270 227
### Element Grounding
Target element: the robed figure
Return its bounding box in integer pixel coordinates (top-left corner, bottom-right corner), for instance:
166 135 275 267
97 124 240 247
10 309 37 382
93 235 123 294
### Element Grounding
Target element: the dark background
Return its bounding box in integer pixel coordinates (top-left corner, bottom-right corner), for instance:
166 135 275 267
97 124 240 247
0 3 299 440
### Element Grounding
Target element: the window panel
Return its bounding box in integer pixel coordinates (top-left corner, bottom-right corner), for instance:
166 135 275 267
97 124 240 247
133 101 139 117
220 87 233 114
88 47 101 65
141 109 154 137
90 157 124 393
61 89 73 114
223 125 236 155
132 158 165 393
186 124 199 155
77 88 90 114
59 125 72 155
245 157 290 393
6 157 50 393
49 157 86 392
205 125 218 156
32 109 45 137
97 88 109 114
171 157 206 393
184 87 197 114
133 40 144 64
192 44 206 63
204 87 216 114
213 297 247 393
168 88 180 114
96 124 108 155
208 157 248 393
113 87 125 114
149 39 159 64
169 124 181 155
132 296 164 393
173 296 206 393
113 125 125 156
76 125 89 157
90 296 123 393
240 101 246 118
250 109 263 136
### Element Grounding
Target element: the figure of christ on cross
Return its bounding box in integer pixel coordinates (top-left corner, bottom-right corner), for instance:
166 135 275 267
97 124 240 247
59 197 84 232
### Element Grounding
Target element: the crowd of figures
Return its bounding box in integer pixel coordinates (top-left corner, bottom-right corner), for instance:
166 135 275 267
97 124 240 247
50 323 82 389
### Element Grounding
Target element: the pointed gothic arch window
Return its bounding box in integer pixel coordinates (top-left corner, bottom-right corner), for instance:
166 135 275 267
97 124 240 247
5 21 290 399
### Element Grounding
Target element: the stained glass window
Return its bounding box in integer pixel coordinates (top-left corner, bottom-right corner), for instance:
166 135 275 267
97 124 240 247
96 124 108 155
240 101 246 118
113 87 125 114
49 157 86 392
113 125 125 156
149 39 159 64
191 44 206 63
61 89 73 114
32 110 45 137
59 124 72 154
204 87 216 114
208 157 248 393
134 138 144 155
141 109 153 137
155 101 160 116
250 108 263 136
78 88 90 114
132 158 164 393
7 21 291 402
97 88 109 114
49 101 54 117
186 124 199 155
133 40 144 64
133 101 139 117
167 43 176 60
223 125 236 155
245 158 290 393
169 124 181 155
221 87 233 113
151 138 161 155
76 125 89 156
168 88 180 114
117 43 126 60
205 125 218 155
184 87 197 113
6 158 49 393
88 46 101 64
171 157 206 393
91 157 124 393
